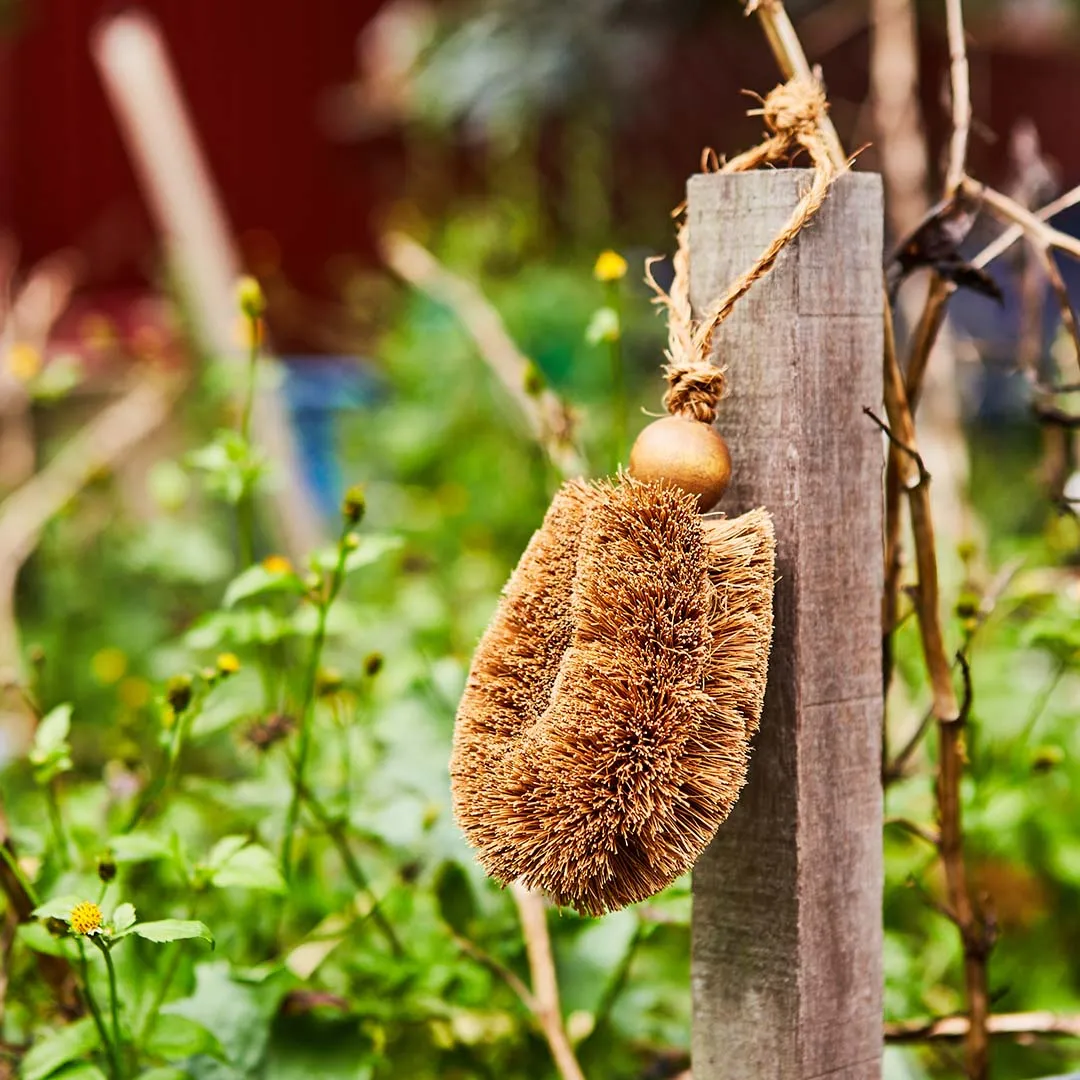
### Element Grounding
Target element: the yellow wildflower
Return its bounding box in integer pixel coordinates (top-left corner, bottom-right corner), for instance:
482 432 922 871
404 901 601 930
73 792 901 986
262 554 293 575
593 250 628 282
236 275 266 319
7 342 42 381
216 652 241 675
119 676 152 710
91 647 128 685
70 901 103 936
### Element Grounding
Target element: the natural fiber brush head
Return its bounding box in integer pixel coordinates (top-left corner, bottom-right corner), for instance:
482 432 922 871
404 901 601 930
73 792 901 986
449 477 775 916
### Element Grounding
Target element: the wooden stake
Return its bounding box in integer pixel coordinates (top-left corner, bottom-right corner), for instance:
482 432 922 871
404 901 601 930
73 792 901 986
690 171 884 1080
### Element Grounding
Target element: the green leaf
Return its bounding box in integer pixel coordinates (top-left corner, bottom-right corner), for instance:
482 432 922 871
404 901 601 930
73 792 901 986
17 921 71 958
189 670 264 740
30 704 72 758
134 1071 188 1080
343 535 403 574
31 895 82 921
585 305 620 345
111 903 136 933
52 1066 107 1080
29 704 74 782
109 832 175 865
209 842 286 895
187 430 265 505
122 920 215 948
223 564 303 609
205 836 249 871
309 534 402 575
434 861 476 936
185 608 294 651
21 1018 98 1080
141 1014 223 1060
162 961 293 1071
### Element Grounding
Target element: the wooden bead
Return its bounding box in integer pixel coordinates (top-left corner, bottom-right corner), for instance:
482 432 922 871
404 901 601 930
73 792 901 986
628 415 732 511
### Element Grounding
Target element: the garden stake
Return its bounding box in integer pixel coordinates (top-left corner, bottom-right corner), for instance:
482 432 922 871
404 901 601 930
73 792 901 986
451 77 844 915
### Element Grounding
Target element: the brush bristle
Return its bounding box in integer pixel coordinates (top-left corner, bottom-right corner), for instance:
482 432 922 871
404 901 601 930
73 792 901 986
450 477 775 916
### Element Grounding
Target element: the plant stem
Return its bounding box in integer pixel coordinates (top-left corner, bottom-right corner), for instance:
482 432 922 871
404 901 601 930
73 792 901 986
298 782 403 955
0 842 39 908
237 313 260 568
125 694 203 832
45 782 70 871
606 281 626 470
96 940 124 1075
281 526 350 881
78 941 121 1080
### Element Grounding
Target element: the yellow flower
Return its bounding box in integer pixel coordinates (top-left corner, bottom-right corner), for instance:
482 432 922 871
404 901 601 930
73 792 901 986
216 652 241 675
236 275 266 319
593 250 628 282
119 676 152 710
262 554 293 575
7 342 42 381
91 647 128 685
70 901 103 936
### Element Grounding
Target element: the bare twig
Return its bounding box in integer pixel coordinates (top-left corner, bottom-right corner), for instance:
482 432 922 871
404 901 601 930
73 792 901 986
886 1011 1080 1043
881 346 959 722
943 0 971 195
864 407 930 485
454 934 537 1013
884 817 940 847
937 646 990 1080
967 179 1080 263
972 182 1080 270
381 232 583 478
510 884 587 1080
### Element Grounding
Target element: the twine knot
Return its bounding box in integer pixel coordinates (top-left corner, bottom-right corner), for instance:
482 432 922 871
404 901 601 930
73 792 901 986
760 77 827 144
663 363 727 425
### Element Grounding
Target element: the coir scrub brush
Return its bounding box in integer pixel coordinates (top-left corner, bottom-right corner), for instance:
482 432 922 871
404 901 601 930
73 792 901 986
451 76 843 916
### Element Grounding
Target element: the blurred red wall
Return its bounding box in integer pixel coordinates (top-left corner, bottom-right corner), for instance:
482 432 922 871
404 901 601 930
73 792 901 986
2 0 1078 321
1 0 392 298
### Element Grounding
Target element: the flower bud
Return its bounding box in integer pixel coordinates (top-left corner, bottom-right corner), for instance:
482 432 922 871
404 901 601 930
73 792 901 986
342 485 366 525
236 275 266 319
166 675 194 715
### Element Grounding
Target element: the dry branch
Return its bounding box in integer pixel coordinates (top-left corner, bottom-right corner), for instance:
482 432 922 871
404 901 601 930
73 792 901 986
972 182 1080 270
967 179 1080 262
510 884 586 1080
943 0 971 195
886 1011 1080 1043
380 232 583 478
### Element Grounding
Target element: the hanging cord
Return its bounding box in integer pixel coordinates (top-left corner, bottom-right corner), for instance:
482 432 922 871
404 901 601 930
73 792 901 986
646 75 848 424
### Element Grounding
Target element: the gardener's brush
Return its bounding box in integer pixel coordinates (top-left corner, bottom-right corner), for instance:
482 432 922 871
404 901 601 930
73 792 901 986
450 477 773 915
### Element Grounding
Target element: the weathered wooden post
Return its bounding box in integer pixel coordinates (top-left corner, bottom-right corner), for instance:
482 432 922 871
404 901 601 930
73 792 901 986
690 171 885 1079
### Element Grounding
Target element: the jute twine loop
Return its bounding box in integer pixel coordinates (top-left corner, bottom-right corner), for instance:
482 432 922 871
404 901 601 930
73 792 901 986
647 75 846 425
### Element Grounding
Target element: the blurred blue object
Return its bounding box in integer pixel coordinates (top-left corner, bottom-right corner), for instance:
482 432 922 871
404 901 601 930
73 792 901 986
279 356 383 520
948 204 1080 422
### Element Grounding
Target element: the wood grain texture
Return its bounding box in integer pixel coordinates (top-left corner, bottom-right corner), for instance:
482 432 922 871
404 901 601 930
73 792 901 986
689 171 884 1080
